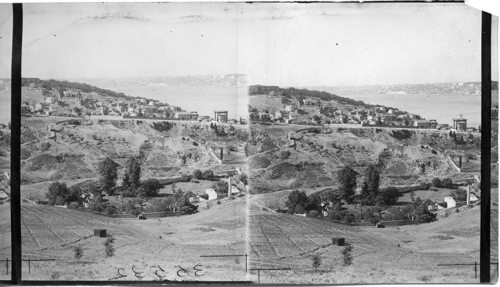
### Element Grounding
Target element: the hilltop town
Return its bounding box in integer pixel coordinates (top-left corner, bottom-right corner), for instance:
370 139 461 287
248 85 476 132
6 78 240 124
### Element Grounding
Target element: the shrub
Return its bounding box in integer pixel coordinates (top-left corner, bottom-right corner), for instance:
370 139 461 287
307 210 320 218
442 178 453 189
68 201 80 209
239 173 248 185
450 188 467 202
193 169 203 180
311 254 322 269
389 130 413 141
202 170 214 181
104 234 115 257
419 275 432 282
432 178 442 188
341 243 353 266
73 246 83 260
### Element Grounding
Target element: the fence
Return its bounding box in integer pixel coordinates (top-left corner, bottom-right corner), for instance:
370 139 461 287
3 258 56 275
437 262 499 279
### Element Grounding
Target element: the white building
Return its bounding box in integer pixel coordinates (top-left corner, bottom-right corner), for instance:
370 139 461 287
444 196 456 209
205 189 218 200
470 193 479 202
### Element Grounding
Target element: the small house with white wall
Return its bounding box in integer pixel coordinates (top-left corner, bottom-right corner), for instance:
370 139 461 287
205 189 218 200
444 197 456 209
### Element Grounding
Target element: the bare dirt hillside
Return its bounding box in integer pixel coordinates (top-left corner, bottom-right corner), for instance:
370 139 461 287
20 117 249 190
247 125 480 193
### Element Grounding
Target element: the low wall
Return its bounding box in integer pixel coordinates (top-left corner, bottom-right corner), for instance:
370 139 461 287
94 211 181 219
328 218 419 227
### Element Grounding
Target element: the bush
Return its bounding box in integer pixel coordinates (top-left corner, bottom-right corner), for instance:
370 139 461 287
73 246 83 260
442 178 453 189
307 210 320 218
68 201 80 209
450 188 467 202
432 178 442 188
193 169 203 180
389 130 413 141
311 254 322 269
239 173 248 185
202 170 214 181
342 243 353 266
104 234 115 257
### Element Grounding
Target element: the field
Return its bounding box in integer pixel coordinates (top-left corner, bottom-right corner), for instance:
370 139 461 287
0 197 248 281
397 188 459 204
247 200 481 284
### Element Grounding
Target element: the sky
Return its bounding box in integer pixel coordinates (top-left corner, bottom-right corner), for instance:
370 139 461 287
0 2 487 87
0 2 493 124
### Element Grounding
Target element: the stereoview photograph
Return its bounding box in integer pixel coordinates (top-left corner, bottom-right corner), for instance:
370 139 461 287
0 1 497 284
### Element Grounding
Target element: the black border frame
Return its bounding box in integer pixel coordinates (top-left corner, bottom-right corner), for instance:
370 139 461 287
480 11 492 284
5 1 494 285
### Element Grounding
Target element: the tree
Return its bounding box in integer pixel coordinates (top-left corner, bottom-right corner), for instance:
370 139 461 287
139 178 162 197
306 193 322 212
379 187 401 206
337 166 357 203
362 165 380 204
431 177 442 188
285 190 309 214
123 157 141 191
46 182 68 206
98 157 118 195
66 185 82 204
193 169 203 180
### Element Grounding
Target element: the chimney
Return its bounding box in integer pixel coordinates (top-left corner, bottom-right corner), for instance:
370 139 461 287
466 185 470 206
220 148 223 160
459 156 462 169
228 177 232 197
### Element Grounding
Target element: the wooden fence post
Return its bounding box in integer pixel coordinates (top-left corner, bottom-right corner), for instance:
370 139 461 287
474 261 477 279
245 254 248 273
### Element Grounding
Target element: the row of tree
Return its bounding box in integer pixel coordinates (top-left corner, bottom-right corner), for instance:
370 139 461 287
98 157 162 198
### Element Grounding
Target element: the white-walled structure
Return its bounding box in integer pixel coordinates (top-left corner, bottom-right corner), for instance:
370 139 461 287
206 189 218 200
444 197 456 208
